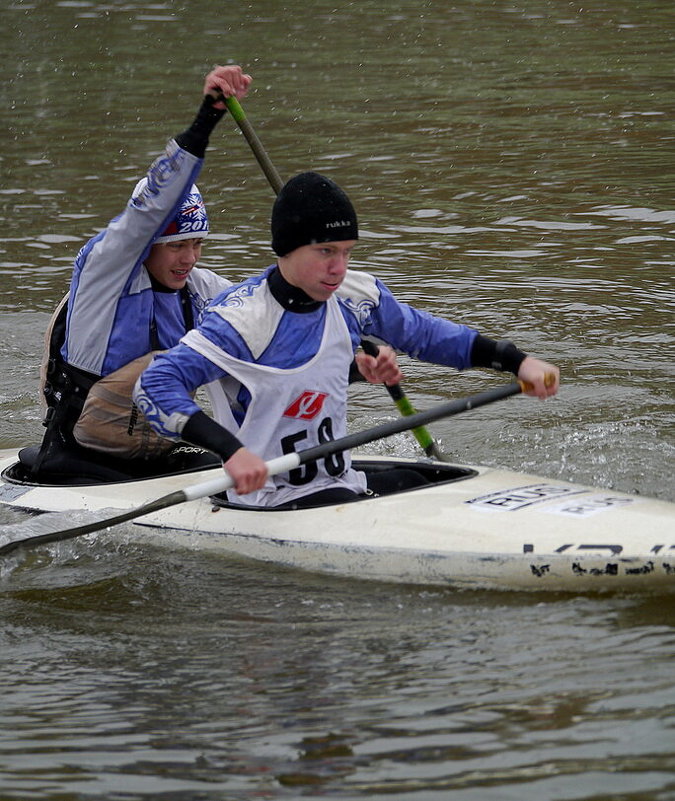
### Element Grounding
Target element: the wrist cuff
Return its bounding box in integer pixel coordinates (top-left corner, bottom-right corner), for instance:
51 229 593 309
470 335 527 375
174 96 226 158
181 410 243 462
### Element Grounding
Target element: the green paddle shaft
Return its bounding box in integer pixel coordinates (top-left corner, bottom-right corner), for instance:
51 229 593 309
224 96 284 194
359 340 444 459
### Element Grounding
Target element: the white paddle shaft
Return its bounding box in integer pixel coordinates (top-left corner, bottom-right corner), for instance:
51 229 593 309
181 453 302 502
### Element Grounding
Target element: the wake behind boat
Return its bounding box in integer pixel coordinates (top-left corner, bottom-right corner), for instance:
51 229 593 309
1 446 673 593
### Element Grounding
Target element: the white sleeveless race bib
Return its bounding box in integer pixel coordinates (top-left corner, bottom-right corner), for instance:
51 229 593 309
188 296 367 507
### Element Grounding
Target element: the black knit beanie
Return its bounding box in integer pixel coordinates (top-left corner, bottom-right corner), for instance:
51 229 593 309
271 171 358 257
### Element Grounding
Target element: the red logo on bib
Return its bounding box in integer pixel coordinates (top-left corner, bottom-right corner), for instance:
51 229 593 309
283 391 328 420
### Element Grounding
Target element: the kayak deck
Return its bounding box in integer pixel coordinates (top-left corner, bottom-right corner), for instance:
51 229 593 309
1 449 673 593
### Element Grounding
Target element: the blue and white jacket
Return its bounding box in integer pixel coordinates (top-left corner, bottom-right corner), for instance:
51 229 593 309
61 138 230 377
133 266 478 467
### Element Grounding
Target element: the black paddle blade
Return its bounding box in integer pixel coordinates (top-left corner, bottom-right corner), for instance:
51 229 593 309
0 490 187 557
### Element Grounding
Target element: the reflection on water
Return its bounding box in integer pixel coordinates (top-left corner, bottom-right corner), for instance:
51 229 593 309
1 0 674 798
1 542 674 799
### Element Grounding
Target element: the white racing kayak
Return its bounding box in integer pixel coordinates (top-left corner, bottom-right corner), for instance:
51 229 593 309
1 447 673 593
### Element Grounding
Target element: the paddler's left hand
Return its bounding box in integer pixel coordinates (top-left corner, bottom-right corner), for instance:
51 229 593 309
355 345 403 385
517 357 560 399
204 64 252 109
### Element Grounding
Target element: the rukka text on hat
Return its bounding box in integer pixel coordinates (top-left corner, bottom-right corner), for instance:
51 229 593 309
271 172 358 257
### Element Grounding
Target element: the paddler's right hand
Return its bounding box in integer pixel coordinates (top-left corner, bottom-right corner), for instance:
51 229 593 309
355 344 403 385
223 447 268 496
517 357 560 399
204 65 252 108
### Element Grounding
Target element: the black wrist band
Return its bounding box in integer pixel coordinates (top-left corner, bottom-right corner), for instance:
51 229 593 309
470 335 527 375
174 96 226 158
181 410 243 462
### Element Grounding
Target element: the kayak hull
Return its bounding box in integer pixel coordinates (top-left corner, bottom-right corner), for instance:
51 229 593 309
1 448 673 593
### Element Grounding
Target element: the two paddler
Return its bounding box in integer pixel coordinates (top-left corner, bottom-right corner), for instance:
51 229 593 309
32 65 401 480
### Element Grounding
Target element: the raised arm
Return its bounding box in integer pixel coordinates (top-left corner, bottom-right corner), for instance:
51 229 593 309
65 65 252 375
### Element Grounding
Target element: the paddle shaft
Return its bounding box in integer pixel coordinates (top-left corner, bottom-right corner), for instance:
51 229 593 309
184 380 526 500
359 340 445 459
223 95 284 194
221 95 447 460
0 381 524 556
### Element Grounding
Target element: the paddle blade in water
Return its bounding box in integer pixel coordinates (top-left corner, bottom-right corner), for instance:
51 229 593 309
0 508 129 557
